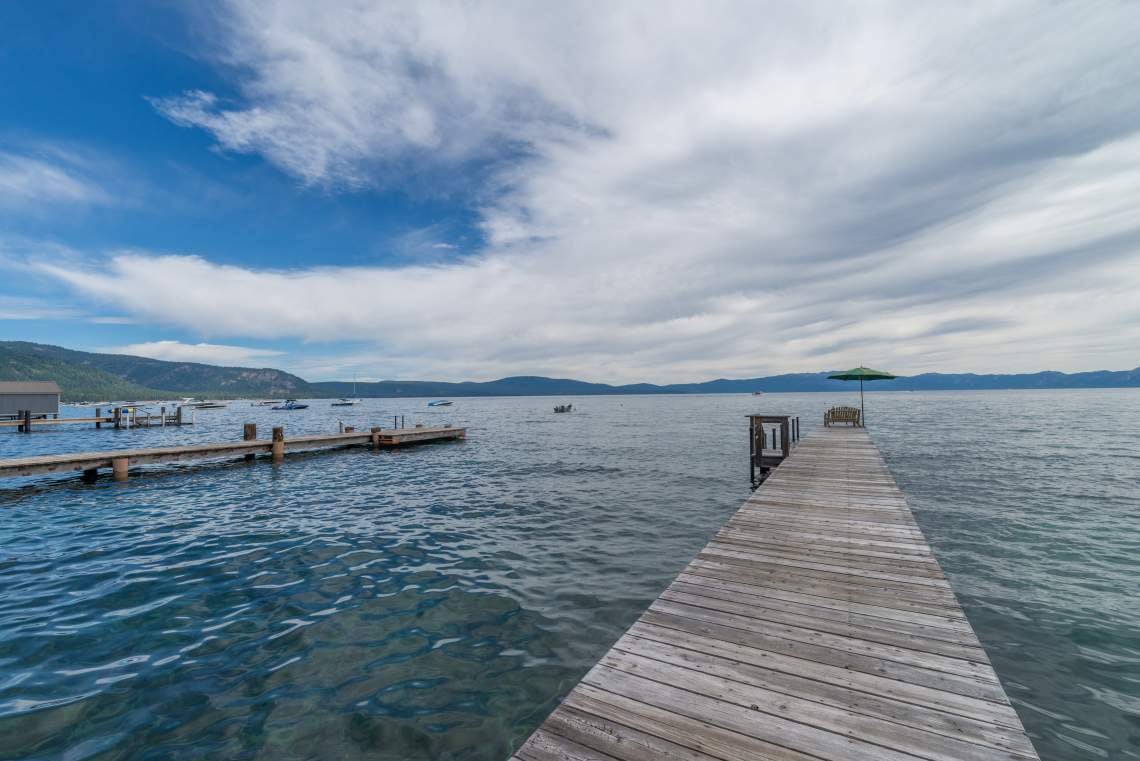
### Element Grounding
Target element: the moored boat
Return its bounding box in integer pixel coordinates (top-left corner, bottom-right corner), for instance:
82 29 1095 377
272 400 309 410
427 400 453 407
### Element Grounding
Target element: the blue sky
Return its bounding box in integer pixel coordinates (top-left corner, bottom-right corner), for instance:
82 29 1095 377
3 2 1139 382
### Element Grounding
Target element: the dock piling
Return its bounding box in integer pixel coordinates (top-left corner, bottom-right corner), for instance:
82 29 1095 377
370 426 381 450
111 457 128 481
23 410 31 434
243 423 257 462
271 426 284 463
95 407 101 429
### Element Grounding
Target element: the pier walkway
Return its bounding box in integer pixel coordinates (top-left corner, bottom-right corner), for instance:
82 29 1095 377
0 425 464 481
512 426 1039 761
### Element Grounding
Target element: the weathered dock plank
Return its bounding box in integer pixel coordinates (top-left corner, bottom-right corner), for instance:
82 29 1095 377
511 426 1039 761
0 425 465 480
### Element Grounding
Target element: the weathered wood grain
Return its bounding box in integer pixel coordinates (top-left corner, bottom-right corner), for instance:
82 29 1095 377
510 426 1039 761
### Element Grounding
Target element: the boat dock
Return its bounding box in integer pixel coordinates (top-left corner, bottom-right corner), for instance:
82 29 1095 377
0 424 465 482
511 425 1040 761
0 406 190 431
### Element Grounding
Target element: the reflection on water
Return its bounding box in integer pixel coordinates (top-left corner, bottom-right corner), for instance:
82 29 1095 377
0 391 1137 759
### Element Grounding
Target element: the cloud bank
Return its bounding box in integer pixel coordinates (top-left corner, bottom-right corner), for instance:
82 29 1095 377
109 340 284 366
45 1 1140 380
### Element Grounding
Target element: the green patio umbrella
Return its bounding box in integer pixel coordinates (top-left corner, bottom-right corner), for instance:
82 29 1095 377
827 366 897 425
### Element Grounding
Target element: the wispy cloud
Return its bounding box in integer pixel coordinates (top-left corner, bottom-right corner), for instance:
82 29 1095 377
0 149 108 208
44 1 1140 381
107 340 284 366
0 295 81 321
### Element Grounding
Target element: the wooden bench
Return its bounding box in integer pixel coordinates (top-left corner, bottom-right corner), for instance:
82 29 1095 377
824 405 862 427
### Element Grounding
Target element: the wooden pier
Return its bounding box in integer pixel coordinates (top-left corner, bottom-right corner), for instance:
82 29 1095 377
0 424 464 482
511 426 1040 761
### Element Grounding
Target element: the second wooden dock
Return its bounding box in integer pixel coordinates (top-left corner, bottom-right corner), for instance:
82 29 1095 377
0 425 465 482
511 425 1040 761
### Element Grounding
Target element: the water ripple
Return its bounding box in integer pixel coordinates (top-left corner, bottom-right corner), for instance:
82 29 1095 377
0 391 1137 759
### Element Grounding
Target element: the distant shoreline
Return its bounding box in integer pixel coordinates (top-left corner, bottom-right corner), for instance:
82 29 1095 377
4 340 1138 402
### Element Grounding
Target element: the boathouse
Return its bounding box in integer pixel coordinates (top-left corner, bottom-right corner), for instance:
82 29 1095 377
0 381 60 420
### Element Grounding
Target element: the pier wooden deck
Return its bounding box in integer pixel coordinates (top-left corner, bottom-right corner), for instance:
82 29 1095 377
0 425 465 480
511 426 1039 761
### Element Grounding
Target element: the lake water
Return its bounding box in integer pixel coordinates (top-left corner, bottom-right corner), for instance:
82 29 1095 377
0 390 1137 760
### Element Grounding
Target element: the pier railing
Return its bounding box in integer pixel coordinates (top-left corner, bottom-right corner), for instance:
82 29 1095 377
748 413 800 488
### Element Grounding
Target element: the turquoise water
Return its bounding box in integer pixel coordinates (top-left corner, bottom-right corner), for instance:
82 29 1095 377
0 391 1136 759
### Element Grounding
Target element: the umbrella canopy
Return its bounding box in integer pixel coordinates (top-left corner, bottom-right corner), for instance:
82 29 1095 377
827 366 898 424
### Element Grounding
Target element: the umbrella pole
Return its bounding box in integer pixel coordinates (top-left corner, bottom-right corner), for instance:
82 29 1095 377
860 378 865 426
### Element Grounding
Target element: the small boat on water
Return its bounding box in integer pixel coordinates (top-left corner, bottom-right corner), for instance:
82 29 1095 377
427 400 453 407
752 391 764 396
332 380 362 406
251 400 280 407
272 400 309 410
554 404 573 413
194 401 227 410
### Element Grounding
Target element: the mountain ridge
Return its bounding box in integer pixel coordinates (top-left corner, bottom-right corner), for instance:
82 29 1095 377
1 341 1138 401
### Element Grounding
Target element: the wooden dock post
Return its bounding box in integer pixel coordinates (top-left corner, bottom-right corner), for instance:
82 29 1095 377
82 468 98 484
243 423 257 462
161 406 167 427
113 407 121 429
95 407 101 429
271 426 284 463
370 426 381 450
111 457 128 481
22 410 31 434
176 405 183 426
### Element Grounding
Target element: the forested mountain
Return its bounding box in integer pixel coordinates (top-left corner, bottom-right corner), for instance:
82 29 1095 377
2 341 1137 401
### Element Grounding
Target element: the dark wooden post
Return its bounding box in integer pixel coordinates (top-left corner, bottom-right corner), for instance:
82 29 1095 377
271 426 284 463
82 468 98 484
112 457 129 481
176 405 183 426
393 415 398 429
244 423 257 462
95 407 102 429
749 417 756 486
161 406 167 427
23 409 31 434
401 415 405 429
371 426 381 450
114 407 121 429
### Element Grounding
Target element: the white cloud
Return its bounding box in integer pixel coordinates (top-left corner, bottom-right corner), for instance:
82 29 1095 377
42 1 1140 380
108 340 284 366
0 150 107 208
0 295 80 321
